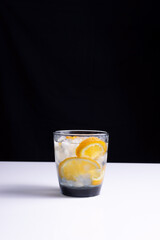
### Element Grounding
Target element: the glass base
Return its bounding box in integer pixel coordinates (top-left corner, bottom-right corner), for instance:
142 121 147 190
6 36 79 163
60 185 102 197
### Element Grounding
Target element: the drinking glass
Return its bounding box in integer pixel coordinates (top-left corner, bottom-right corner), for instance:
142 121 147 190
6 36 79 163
53 130 109 197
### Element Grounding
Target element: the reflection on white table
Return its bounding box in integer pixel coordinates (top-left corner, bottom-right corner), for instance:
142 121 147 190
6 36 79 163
0 162 160 240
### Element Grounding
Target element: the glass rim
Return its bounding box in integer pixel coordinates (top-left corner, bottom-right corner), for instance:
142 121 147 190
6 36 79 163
53 130 109 136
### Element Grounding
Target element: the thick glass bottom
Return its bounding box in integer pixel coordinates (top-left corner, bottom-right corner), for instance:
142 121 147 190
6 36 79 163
60 185 102 197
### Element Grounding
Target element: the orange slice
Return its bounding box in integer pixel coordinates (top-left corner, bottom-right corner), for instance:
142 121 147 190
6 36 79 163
66 136 78 140
76 137 107 160
90 165 106 185
59 157 101 181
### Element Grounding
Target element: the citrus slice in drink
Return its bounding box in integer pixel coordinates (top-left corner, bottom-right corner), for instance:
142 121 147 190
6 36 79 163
90 165 106 185
66 136 78 140
76 137 107 160
59 157 101 181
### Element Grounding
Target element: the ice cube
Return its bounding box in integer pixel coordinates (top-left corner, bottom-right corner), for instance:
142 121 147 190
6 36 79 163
97 152 107 165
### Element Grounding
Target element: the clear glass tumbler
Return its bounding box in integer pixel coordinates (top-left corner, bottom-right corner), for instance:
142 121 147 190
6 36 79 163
53 130 109 197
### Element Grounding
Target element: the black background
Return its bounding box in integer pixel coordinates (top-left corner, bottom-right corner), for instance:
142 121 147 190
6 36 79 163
0 0 159 162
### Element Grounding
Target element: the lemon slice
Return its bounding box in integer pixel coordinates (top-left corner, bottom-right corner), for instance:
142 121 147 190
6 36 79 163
90 165 106 185
66 136 78 140
76 137 107 160
59 157 101 181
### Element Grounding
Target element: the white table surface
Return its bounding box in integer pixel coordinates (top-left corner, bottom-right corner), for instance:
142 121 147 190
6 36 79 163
0 162 160 240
